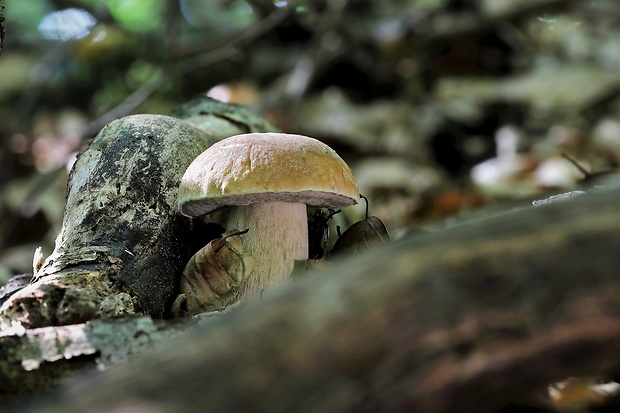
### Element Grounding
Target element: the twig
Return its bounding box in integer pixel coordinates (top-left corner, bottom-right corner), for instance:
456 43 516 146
561 152 591 177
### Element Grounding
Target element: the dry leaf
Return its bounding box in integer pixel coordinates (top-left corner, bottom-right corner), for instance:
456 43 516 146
332 195 390 256
549 378 620 412
173 230 254 317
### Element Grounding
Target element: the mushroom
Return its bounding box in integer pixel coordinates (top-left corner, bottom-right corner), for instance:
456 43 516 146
178 132 359 299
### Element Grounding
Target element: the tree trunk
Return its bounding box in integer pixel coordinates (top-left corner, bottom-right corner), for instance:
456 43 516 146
0 1 4 56
11 183 620 413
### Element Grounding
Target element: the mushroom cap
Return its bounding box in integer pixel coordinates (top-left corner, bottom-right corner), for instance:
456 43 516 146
178 132 360 217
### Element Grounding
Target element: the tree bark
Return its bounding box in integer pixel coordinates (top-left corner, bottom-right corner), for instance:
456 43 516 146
0 316 199 396
13 183 620 413
0 1 4 55
0 99 275 328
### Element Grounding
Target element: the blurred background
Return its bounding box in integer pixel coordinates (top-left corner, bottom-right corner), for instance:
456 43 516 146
0 0 618 284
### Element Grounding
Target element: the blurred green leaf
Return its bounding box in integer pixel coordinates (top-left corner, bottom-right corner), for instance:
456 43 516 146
126 59 159 88
105 0 164 33
0 54 34 98
5 0 51 41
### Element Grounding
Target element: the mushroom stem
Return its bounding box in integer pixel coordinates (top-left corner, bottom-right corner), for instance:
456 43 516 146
226 201 308 299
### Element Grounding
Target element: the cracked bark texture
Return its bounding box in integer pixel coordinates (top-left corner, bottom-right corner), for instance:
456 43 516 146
0 1 4 55
0 99 275 328
0 316 198 396
11 183 620 413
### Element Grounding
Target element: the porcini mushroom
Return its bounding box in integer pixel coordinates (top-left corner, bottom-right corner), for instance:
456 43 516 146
178 132 359 298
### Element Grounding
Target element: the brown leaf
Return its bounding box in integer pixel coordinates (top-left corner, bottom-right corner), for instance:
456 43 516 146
331 195 390 256
174 230 254 317
332 216 390 255
549 378 620 412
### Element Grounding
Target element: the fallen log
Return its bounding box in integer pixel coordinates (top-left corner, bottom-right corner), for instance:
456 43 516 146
13 183 620 413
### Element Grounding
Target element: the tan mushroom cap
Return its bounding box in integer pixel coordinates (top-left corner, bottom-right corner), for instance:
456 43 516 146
178 132 360 217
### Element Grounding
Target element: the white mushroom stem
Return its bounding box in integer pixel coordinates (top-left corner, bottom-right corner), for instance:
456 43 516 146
225 201 308 299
